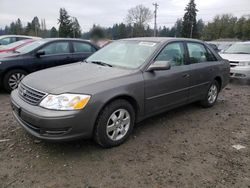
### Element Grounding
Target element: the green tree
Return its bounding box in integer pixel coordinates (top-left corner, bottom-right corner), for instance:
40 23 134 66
9 22 16 34
31 16 40 36
159 26 169 37
203 14 238 40
181 0 198 38
175 19 183 37
196 19 205 39
242 17 250 40
58 8 72 37
15 18 23 34
90 25 105 42
50 27 58 37
117 23 127 39
71 17 81 38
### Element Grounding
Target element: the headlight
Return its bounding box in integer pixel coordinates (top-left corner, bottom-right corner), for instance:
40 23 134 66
39 94 91 110
238 62 250 66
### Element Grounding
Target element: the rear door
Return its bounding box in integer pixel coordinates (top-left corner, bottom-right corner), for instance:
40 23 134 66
35 41 74 69
71 41 97 62
143 42 190 114
185 42 219 102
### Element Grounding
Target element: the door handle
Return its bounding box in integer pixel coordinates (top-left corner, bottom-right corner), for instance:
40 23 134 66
182 73 190 78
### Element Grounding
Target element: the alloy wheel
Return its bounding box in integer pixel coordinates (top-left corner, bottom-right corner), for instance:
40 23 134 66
208 84 218 104
8 73 25 90
106 109 131 141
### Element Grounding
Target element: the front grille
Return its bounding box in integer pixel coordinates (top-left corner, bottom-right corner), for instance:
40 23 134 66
229 61 239 68
18 83 47 105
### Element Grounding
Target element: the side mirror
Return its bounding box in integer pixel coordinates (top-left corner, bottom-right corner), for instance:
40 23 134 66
36 50 45 57
147 61 171 71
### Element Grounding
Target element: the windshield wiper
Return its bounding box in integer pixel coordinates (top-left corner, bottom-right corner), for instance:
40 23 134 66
89 61 113 67
235 52 250 54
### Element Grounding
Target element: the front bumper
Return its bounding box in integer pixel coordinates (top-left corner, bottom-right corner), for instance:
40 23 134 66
230 66 250 79
11 89 97 141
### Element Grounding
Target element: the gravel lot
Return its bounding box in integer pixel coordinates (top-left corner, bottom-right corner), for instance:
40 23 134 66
0 80 249 188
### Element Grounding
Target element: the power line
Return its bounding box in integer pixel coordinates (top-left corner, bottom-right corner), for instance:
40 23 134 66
153 3 159 37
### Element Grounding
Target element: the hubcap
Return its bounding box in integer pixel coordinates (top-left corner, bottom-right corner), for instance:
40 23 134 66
106 109 131 141
208 84 218 104
8 73 25 90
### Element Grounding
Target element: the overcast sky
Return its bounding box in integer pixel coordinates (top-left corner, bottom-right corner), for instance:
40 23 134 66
0 0 250 32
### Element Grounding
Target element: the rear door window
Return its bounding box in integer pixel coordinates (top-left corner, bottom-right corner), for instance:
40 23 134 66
187 42 218 63
73 42 96 53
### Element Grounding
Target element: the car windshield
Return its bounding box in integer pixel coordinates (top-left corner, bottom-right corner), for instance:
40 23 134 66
15 40 47 53
86 40 159 69
224 43 250 54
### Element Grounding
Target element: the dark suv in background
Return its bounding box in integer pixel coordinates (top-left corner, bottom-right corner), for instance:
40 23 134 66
0 38 99 91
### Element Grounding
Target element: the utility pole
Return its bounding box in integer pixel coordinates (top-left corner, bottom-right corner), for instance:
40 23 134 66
153 3 159 37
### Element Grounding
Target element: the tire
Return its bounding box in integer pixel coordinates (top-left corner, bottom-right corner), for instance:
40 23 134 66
200 80 219 108
94 99 135 148
3 69 27 92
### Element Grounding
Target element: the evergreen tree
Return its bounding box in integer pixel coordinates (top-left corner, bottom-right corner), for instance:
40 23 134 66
9 22 16 34
196 19 205 39
16 18 23 34
31 16 40 36
159 26 169 37
175 19 183 37
71 17 81 38
50 27 58 37
58 8 72 37
90 25 105 42
181 0 198 38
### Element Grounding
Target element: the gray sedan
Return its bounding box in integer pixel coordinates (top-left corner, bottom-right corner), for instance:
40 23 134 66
11 37 230 147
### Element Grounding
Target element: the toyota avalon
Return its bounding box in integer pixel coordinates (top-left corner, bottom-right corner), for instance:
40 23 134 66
11 37 230 148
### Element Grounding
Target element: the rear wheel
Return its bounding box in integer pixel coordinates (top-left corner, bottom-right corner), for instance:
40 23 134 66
3 69 27 92
94 99 135 148
201 80 219 108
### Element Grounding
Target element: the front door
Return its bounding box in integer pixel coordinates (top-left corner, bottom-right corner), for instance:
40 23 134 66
35 41 73 70
143 42 190 115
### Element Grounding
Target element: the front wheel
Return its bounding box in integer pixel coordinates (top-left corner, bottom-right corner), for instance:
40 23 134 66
94 99 135 148
3 69 27 92
200 80 219 108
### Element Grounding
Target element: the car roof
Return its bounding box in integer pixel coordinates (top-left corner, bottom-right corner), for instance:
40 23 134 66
121 37 203 43
240 41 250 44
40 38 94 43
0 35 41 39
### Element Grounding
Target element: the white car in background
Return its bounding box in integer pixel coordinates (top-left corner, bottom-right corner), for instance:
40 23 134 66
220 41 250 79
0 35 41 46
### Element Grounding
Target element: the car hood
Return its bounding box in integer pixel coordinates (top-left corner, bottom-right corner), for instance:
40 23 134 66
220 53 250 62
22 62 135 94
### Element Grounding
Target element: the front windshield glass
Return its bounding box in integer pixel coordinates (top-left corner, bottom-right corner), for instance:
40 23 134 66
87 40 159 69
16 40 47 53
224 43 250 54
